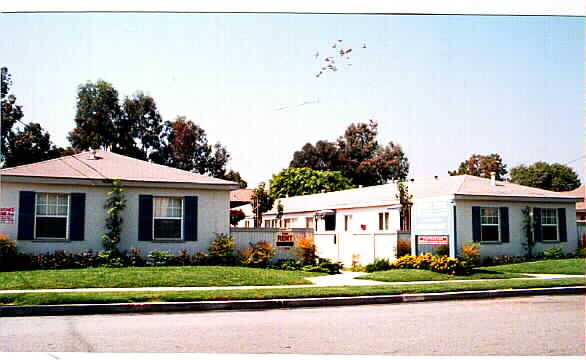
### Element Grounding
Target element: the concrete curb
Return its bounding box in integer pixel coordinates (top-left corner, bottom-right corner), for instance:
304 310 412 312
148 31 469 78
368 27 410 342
1 286 584 317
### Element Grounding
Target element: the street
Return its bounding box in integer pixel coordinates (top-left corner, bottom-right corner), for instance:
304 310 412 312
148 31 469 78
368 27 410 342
1 295 584 355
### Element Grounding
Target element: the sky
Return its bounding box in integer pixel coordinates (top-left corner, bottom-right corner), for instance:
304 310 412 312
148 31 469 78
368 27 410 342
1 12 584 187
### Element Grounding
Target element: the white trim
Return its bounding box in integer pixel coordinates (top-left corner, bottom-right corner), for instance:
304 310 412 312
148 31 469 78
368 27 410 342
152 196 184 241
34 192 70 241
480 206 500 243
541 208 560 242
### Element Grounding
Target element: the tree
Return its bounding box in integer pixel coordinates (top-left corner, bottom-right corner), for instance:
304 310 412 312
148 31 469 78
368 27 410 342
4 123 63 167
269 167 354 199
1 67 24 165
448 153 508 180
289 120 409 187
153 116 230 177
510 161 581 192
116 91 163 160
230 209 246 226
68 80 120 151
250 182 274 227
221 170 248 188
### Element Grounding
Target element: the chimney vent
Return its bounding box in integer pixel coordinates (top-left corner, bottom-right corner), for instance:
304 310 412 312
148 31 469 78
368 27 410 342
490 172 496 186
410 178 415 183
88 149 97 160
434 175 438 180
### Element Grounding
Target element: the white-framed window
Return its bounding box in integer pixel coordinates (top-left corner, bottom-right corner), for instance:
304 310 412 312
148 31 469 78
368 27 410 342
305 217 313 229
378 212 390 231
284 218 295 228
480 207 500 242
153 197 183 240
35 193 69 239
541 208 558 241
344 215 352 231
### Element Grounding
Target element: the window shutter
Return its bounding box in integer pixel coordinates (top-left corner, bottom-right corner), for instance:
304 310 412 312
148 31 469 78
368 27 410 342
183 196 198 241
17 191 35 240
533 208 542 242
138 195 153 241
499 207 509 243
558 208 567 242
472 206 481 242
69 193 86 241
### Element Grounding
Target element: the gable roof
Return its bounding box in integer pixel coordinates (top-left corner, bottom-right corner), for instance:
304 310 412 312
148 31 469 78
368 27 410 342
0 150 239 188
258 175 579 216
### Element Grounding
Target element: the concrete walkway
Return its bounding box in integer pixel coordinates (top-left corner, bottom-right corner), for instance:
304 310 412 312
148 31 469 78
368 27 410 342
0 271 582 294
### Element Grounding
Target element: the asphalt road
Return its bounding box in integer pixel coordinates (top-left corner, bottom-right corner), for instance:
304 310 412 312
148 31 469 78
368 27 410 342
1 295 584 355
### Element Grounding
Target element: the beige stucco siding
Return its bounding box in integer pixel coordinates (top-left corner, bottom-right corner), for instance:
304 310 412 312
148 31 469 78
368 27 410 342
455 199 578 257
0 182 230 255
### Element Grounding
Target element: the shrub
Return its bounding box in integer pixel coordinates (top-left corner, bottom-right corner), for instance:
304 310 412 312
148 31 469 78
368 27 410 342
270 259 303 271
434 244 450 257
393 253 434 270
302 257 343 274
365 258 393 273
460 243 480 266
543 247 563 260
97 250 126 268
207 233 237 265
575 248 586 258
147 250 174 266
0 233 18 271
239 241 275 267
175 249 194 266
480 255 527 266
296 237 317 265
396 240 411 257
127 248 146 267
430 255 472 275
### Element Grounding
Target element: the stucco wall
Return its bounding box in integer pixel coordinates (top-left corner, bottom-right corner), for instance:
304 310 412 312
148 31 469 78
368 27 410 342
455 199 578 257
0 182 230 255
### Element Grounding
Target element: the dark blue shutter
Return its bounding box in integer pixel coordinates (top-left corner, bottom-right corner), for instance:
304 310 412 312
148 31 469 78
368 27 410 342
499 207 509 243
17 191 35 240
533 208 542 242
558 208 567 242
472 206 481 242
183 196 198 241
69 193 86 241
138 195 153 241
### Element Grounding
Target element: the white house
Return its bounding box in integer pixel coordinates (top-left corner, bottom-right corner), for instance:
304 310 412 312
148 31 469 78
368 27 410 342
0 150 239 255
235 175 580 266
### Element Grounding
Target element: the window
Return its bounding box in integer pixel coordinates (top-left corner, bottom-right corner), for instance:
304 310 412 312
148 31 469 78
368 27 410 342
305 217 314 229
153 197 183 239
245 220 250 228
35 193 69 239
344 215 352 231
378 212 390 231
480 207 499 242
541 208 558 241
324 215 336 231
284 218 295 228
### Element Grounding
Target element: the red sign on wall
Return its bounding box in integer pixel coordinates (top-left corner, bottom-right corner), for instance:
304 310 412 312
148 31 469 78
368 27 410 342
0 208 15 224
418 235 448 245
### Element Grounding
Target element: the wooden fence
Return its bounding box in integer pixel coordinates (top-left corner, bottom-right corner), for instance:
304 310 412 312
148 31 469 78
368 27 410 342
230 228 314 262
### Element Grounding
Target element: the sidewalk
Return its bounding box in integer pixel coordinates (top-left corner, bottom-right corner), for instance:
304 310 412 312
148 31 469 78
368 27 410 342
0 271 583 294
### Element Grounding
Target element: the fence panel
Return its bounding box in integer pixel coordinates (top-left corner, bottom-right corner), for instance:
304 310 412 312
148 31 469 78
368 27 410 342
230 228 314 262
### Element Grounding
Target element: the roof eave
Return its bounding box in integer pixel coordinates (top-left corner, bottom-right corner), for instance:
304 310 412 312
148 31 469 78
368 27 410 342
454 194 578 203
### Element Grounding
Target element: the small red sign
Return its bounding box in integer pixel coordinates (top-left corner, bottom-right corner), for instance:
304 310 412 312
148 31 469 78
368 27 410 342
0 208 15 224
418 235 448 245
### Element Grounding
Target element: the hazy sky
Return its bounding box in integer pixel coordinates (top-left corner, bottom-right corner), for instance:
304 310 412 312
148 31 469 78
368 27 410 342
1 13 584 186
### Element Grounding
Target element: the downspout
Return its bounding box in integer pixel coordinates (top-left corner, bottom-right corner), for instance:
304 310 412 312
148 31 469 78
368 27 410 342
452 200 458 258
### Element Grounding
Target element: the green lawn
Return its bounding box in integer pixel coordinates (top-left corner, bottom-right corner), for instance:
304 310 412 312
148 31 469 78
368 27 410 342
356 269 525 282
0 266 324 290
477 258 586 275
0 277 583 306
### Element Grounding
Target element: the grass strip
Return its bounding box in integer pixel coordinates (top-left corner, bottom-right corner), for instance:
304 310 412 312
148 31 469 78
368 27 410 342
1 277 583 306
0 266 324 290
356 269 524 282
477 258 585 275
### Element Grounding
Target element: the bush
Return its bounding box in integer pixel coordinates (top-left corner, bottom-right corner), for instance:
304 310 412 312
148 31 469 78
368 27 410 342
543 247 563 260
239 241 275 267
296 237 317 265
430 255 472 275
127 248 146 267
270 259 303 271
0 233 18 271
97 250 126 268
365 258 393 272
396 240 411 257
207 233 237 265
174 249 194 266
575 248 586 258
480 256 527 266
302 257 343 274
147 250 174 266
460 244 480 266
434 244 450 257
393 253 435 270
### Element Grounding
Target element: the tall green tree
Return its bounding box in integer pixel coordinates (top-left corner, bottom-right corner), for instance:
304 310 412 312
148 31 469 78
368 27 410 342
4 123 63 167
1 67 24 165
250 182 274 227
68 80 120 151
510 161 581 192
269 167 354 199
152 116 231 177
289 120 409 187
448 153 508 180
